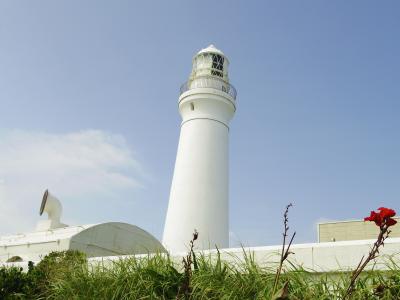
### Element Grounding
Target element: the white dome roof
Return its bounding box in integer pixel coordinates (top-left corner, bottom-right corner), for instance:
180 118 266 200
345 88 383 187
197 44 225 56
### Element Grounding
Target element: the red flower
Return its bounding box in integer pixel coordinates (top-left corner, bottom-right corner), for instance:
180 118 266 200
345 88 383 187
387 218 397 227
364 211 383 226
377 207 396 219
364 207 397 227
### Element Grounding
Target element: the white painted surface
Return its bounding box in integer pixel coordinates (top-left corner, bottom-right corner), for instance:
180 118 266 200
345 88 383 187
210 238 400 272
163 45 236 252
3 239 400 273
197 44 225 57
83 237 400 272
0 222 165 262
36 190 67 231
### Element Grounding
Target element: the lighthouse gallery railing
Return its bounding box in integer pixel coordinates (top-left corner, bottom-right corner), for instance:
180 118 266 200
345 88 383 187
180 76 237 100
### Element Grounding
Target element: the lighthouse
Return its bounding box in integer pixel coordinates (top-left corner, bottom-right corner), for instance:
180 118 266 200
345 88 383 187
163 45 237 253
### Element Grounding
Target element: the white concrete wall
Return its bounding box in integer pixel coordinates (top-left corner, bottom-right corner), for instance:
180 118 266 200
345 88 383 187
90 238 400 272
0 239 70 263
3 239 400 273
212 238 400 272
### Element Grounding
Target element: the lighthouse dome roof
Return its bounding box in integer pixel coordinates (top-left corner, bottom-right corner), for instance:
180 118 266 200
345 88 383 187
197 44 225 57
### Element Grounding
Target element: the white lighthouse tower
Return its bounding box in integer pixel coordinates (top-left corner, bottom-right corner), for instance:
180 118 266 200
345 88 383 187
163 45 237 253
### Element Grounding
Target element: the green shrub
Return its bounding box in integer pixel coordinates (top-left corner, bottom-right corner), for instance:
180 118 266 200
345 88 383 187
0 250 86 299
0 266 30 299
28 250 87 298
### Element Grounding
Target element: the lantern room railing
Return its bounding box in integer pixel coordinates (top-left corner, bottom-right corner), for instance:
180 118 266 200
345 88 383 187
180 76 237 100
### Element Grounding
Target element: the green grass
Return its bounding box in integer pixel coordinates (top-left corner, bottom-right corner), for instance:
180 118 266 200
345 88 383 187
1 250 400 299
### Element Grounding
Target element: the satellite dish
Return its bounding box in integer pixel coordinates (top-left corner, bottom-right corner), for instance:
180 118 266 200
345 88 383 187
36 189 67 231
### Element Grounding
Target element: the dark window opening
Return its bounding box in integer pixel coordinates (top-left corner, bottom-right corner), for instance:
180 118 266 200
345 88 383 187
212 54 224 72
211 70 223 77
190 103 194 111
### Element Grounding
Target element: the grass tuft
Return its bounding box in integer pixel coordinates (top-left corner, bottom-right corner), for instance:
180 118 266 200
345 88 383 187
1 250 400 299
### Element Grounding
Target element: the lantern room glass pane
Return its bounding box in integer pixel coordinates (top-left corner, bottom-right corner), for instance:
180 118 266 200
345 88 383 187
212 54 224 71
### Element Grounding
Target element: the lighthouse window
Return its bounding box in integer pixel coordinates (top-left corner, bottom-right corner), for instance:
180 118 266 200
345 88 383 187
211 70 223 77
212 54 224 71
211 54 224 77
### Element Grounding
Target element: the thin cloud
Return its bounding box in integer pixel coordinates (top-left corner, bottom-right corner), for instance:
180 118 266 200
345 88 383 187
0 129 144 235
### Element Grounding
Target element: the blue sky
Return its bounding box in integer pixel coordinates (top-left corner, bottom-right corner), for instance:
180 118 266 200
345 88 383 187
0 1 399 246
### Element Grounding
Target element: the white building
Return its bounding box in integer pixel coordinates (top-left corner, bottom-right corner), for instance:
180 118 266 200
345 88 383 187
163 45 237 253
0 190 165 263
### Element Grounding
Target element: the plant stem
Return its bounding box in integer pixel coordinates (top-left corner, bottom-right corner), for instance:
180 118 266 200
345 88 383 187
343 226 390 299
271 203 295 298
